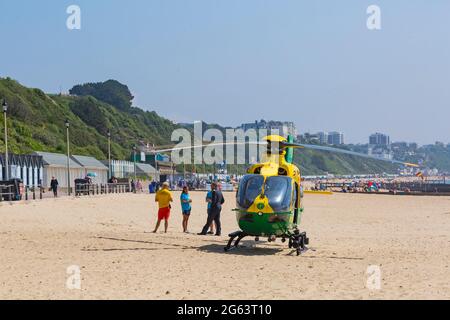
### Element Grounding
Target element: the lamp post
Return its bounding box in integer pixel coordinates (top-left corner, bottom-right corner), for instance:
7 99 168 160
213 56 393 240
107 130 111 179
65 119 71 196
133 145 137 182
154 153 159 183
2 100 8 181
203 162 206 179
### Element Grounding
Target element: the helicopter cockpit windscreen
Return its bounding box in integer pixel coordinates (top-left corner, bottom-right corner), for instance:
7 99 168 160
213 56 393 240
237 175 293 212
237 175 264 209
264 176 293 212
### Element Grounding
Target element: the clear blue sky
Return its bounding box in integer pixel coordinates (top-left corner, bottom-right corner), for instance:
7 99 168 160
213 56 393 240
1 0 449 144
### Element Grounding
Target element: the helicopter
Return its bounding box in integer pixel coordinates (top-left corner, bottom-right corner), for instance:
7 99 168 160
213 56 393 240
226 134 419 255
153 134 418 256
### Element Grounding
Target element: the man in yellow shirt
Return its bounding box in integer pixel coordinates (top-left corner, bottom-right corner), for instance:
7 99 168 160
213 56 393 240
153 182 173 233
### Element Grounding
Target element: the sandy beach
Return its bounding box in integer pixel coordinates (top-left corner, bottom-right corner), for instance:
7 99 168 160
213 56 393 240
1 191 449 300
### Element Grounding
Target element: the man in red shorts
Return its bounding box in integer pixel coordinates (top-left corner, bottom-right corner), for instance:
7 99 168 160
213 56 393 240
153 182 173 233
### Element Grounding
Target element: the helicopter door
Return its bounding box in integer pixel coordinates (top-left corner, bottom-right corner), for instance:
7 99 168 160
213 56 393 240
293 182 299 224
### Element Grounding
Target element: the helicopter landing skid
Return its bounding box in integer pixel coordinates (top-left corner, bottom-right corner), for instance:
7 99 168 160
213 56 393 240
224 230 309 256
224 231 248 252
288 229 309 256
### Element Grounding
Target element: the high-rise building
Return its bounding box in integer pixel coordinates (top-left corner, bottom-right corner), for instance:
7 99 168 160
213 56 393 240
301 131 344 145
240 120 267 131
239 120 297 138
369 133 390 146
318 132 329 144
327 131 345 145
267 121 297 137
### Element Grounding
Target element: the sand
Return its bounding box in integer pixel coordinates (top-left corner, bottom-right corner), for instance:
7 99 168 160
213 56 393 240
1 191 449 300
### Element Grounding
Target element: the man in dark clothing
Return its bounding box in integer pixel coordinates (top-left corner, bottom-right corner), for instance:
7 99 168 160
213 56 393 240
198 182 225 236
50 177 59 197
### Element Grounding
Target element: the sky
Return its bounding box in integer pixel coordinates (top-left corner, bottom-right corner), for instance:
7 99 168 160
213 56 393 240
0 0 449 145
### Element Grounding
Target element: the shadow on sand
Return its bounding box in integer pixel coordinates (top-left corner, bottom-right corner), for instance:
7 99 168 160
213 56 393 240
198 242 285 256
82 236 198 252
83 236 286 256
84 236 364 260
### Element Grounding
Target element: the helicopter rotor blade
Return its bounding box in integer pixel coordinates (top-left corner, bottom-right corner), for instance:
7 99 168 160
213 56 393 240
281 142 420 168
150 139 419 168
152 141 268 153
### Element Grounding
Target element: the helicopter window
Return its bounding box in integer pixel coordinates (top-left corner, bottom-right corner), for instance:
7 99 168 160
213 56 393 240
237 175 264 209
264 176 293 212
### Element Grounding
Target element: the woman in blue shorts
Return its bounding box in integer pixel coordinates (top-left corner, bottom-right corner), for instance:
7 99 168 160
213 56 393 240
180 186 192 233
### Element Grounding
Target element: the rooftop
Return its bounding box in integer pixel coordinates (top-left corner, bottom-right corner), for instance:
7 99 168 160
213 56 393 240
72 155 108 170
136 163 157 174
34 152 83 168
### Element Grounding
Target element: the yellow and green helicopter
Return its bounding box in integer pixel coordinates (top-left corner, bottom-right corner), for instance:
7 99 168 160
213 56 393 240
227 134 306 255
225 134 418 255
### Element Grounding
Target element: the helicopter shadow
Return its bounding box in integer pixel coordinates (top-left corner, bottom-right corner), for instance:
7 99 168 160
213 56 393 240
87 236 286 256
198 240 285 256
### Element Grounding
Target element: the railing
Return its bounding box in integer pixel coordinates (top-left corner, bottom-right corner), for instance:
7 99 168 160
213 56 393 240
0 184 16 202
0 183 131 202
383 182 450 193
0 185 44 201
75 183 131 196
24 186 44 200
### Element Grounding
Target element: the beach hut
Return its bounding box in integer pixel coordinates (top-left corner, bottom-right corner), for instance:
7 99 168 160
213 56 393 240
135 163 157 180
104 160 135 179
0 154 43 186
71 155 108 184
102 160 158 180
34 151 85 189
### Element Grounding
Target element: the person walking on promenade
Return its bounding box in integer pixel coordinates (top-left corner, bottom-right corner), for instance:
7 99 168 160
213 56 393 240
50 177 59 198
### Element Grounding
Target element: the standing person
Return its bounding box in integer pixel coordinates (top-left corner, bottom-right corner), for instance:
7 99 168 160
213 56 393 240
50 177 59 198
198 182 225 236
180 186 192 233
136 179 143 193
153 182 173 233
207 183 216 235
